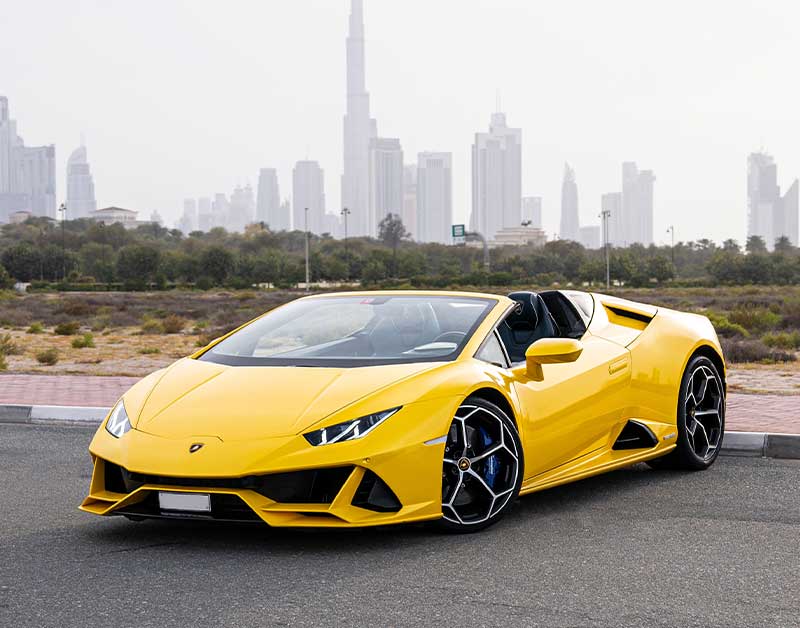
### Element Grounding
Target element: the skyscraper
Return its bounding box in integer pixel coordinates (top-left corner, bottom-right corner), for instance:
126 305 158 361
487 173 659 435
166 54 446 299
0 97 56 219
470 112 522 240
559 163 579 241
228 184 255 233
197 197 213 232
179 199 197 233
66 144 97 219
748 152 799 249
522 197 542 228
402 164 418 239
417 152 452 244
342 0 378 237
368 137 403 236
257 168 287 230
606 163 655 246
293 160 325 234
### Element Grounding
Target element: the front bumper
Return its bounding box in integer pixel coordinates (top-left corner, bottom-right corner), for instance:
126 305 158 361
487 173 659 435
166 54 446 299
80 397 459 527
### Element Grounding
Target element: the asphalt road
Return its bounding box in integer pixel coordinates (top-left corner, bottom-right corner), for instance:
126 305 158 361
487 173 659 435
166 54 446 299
1 424 798 628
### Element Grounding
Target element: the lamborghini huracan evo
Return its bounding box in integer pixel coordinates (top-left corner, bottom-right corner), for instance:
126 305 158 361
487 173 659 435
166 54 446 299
81 290 726 532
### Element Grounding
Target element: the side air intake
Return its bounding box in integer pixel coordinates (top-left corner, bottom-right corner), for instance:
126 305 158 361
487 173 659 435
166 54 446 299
613 420 659 450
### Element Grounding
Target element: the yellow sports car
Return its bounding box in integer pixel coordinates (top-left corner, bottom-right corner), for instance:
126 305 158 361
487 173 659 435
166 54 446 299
81 290 726 532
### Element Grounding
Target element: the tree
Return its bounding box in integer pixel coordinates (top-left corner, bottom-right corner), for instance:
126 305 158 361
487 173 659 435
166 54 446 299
116 245 161 289
774 236 795 254
0 243 40 282
647 256 675 283
745 235 767 255
378 213 410 276
0 263 13 289
200 246 235 286
722 238 740 252
79 243 116 283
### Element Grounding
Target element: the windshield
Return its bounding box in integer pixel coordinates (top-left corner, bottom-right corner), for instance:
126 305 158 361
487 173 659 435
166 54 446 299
198 295 496 367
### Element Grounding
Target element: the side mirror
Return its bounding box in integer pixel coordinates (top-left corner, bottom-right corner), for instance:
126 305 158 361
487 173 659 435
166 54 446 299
525 338 583 380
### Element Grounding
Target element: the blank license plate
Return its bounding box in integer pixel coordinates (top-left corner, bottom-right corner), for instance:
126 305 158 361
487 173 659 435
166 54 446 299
158 492 211 513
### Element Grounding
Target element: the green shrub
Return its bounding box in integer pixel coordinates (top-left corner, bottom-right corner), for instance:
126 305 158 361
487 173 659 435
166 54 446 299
71 333 95 349
90 316 110 332
721 338 795 363
138 347 161 355
707 312 749 338
0 352 7 371
35 348 59 365
0 333 22 356
762 331 800 350
140 318 164 334
728 307 781 334
161 314 186 334
0 264 14 290
26 322 45 334
54 321 81 336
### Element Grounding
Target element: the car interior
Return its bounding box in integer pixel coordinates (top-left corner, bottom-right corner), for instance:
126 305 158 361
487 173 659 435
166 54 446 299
496 291 588 364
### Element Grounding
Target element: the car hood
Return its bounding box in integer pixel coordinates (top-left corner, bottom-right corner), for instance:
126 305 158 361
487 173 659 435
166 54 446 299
133 358 441 441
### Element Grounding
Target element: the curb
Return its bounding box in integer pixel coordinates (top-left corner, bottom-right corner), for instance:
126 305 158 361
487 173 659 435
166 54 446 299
1 404 799 460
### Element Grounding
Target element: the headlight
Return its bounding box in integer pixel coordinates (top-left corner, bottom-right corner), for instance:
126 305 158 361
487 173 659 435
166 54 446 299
105 401 132 438
304 407 401 446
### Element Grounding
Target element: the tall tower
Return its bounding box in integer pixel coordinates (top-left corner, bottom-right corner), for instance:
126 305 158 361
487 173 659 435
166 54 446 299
342 0 377 237
470 112 522 240
559 163 579 242
293 160 326 234
417 152 452 244
66 144 97 219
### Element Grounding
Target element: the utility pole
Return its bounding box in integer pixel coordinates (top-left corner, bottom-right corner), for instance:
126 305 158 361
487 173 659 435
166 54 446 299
600 208 611 290
58 203 67 281
667 225 675 267
304 207 310 292
340 207 350 281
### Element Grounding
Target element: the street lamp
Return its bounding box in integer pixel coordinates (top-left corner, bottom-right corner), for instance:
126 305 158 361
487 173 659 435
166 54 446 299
600 208 611 290
340 207 350 281
58 203 67 281
667 225 675 267
304 207 310 293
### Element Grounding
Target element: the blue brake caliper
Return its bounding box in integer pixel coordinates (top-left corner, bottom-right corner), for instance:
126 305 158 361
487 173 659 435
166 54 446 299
478 426 499 489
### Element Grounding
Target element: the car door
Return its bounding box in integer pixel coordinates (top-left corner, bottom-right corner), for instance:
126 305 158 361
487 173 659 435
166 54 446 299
509 331 631 478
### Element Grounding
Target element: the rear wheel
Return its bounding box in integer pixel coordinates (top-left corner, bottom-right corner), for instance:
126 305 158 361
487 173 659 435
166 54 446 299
647 355 725 471
438 398 523 532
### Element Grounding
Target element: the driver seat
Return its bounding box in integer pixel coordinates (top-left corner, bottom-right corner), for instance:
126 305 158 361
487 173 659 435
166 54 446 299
498 291 558 363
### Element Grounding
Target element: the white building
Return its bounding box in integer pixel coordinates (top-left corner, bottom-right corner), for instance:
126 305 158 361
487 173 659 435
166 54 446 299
603 192 623 246
257 168 287 230
178 199 197 234
368 137 403 237
212 193 229 229
402 164 418 239
470 112 522 241
488 226 547 249
522 196 542 228
293 160 326 233
579 225 601 249
91 207 139 228
66 145 97 219
197 197 213 232
417 152 452 244
229 184 255 233
605 163 655 247
341 0 378 238
559 163 579 241
748 152 799 249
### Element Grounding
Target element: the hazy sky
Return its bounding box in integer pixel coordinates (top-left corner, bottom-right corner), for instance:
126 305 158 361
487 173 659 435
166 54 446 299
2 0 799 244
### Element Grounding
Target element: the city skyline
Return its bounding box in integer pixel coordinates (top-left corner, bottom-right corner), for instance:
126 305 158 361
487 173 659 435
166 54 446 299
2 1 800 245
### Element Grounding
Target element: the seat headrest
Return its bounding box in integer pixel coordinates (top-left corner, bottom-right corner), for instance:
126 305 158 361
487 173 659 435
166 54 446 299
506 292 540 329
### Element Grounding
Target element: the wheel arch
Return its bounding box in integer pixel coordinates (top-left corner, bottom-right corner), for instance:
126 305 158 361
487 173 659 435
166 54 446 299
465 386 519 431
687 344 727 393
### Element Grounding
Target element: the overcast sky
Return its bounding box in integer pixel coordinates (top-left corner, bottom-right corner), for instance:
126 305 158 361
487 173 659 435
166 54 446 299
2 0 799 244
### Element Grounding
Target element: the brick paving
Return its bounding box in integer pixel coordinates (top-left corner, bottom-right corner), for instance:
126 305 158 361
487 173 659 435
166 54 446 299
0 374 798 435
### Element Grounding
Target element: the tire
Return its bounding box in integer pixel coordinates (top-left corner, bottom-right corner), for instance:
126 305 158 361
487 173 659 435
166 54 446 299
437 397 524 533
646 355 725 471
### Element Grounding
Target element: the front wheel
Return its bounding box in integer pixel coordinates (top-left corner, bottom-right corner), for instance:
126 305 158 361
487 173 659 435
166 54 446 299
438 397 523 533
647 355 725 471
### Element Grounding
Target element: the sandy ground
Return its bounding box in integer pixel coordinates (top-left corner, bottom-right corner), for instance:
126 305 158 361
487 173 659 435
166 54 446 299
726 362 800 395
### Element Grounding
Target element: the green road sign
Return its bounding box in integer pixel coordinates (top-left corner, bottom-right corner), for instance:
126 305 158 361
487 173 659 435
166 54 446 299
451 224 466 238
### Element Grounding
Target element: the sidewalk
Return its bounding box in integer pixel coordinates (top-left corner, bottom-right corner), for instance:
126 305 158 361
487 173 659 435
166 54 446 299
0 373 798 434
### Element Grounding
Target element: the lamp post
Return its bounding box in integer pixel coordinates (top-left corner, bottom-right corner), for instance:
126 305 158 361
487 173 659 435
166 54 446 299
667 225 675 267
600 208 611 290
304 207 310 292
58 203 67 281
340 207 350 281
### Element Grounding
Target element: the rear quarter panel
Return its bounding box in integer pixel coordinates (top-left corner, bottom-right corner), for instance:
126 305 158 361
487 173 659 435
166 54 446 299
624 307 724 425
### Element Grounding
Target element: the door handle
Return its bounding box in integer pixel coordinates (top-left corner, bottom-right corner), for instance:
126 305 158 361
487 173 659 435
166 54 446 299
608 357 629 375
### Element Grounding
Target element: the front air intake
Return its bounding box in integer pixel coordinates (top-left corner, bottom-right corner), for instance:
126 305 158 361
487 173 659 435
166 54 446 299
352 470 401 512
613 420 659 450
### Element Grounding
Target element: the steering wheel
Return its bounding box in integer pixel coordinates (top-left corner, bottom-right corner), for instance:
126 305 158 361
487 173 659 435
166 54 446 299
433 331 466 344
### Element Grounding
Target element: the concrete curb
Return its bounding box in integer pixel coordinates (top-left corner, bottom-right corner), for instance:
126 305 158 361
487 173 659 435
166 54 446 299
1 403 799 460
